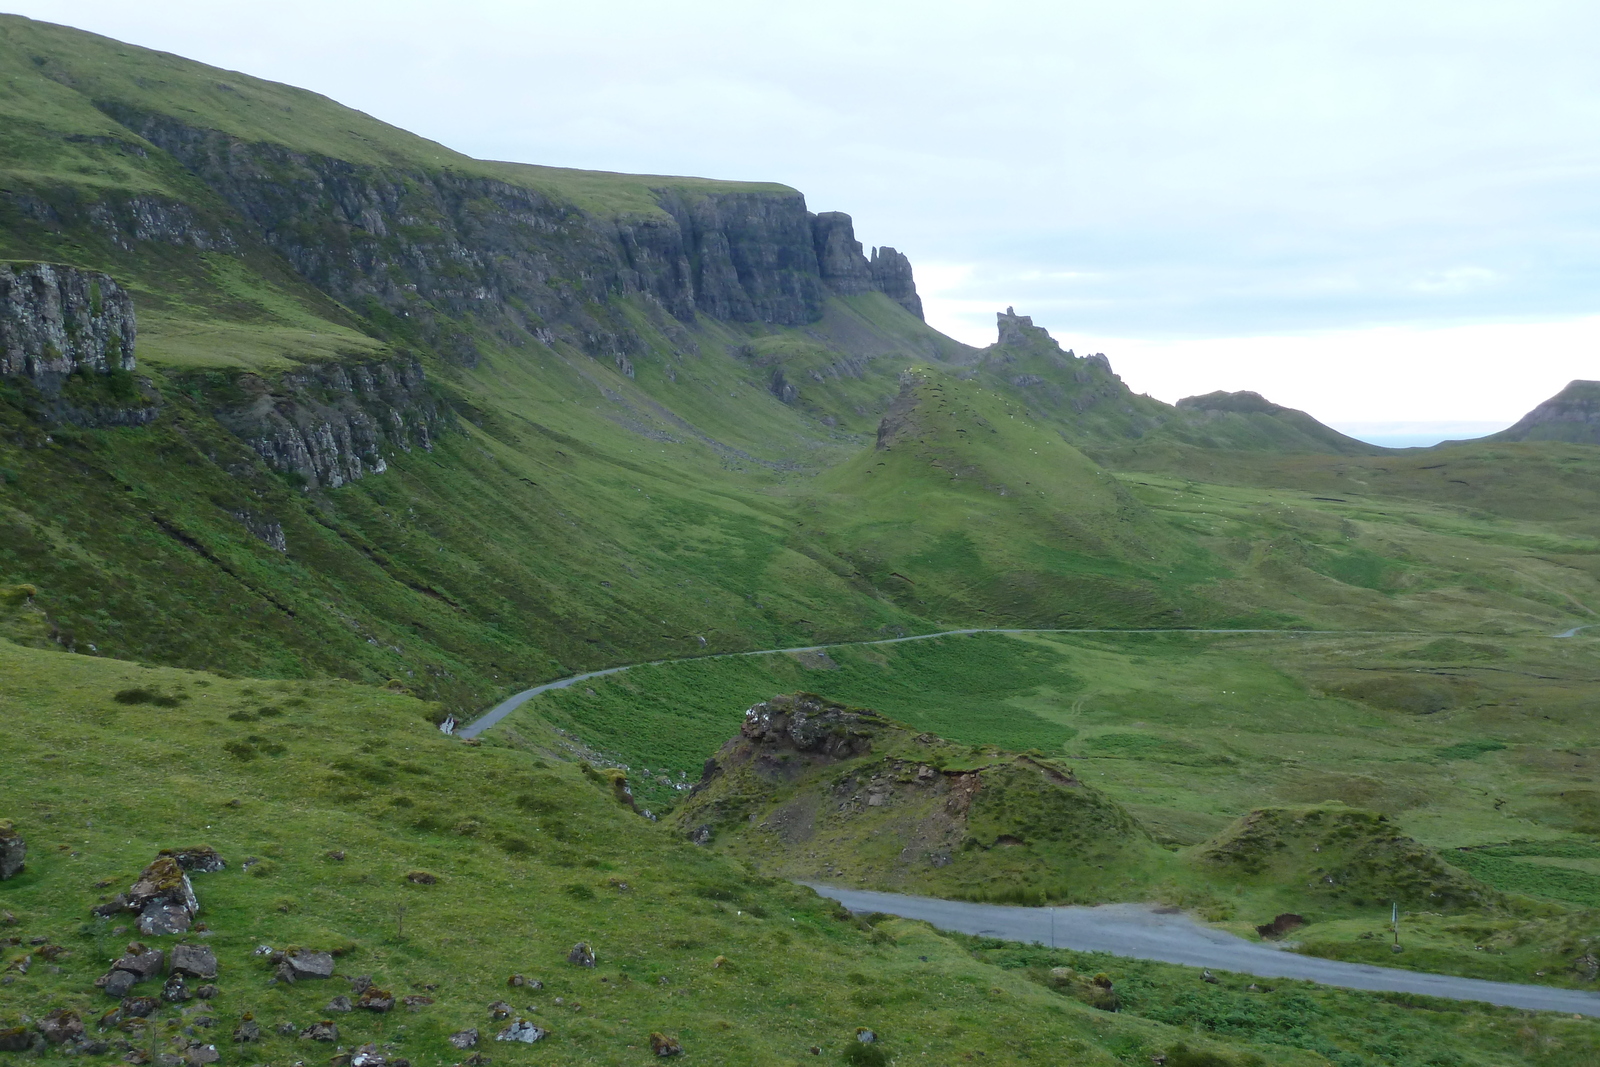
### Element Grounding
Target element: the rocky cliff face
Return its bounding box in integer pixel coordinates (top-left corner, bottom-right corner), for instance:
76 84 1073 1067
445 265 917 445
212 358 448 490
0 262 136 392
1491 380 1600 444
98 109 926 362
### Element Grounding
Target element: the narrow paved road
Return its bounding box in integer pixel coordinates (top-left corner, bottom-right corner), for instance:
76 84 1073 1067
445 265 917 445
458 625 1414 738
810 885 1600 1017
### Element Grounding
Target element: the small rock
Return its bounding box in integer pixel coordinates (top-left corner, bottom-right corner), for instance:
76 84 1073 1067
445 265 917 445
138 904 192 937
155 1054 183 1067
856 1028 876 1044
182 1043 219 1066
231 1017 260 1043
1201 969 1219 984
120 997 159 1019
41 1008 86 1045
285 949 335 980
170 944 218 980
325 851 346 862
357 987 395 1013
104 969 140 998
404 871 437 885
274 1022 297 1037
712 955 728 969
689 825 713 845
0 820 26 880
495 1021 546 1044
194 985 217 1000
115 947 166 980
0 911 14 925
448 1029 479 1050
349 975 373 994
350 1043 387 1067
401 995 433 1011
0 1025 34 1051
649 1032 683 1057
299 1020 339 1042
163 975 191 1002
567 942 595 968
325 996 352 1013
161 848 226 875
488 1001 513 1020
507 974 527 987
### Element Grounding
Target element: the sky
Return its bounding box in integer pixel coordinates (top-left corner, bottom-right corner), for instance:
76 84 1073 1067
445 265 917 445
10 0 1600 444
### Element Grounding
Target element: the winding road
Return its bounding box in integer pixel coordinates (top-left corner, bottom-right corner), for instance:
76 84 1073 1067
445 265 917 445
461 624 1600 1016
810 885 1600 1017
457 625 1407 738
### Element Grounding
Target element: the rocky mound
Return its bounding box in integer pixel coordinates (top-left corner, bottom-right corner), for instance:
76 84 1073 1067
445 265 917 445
1172 390 1378 454
1487 380 1600 444
1191 805 1498 910
671 693 1152 903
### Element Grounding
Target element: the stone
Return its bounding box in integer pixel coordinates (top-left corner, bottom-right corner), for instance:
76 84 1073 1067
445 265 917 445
325 996 352 1013
231 1017 259 1043
128 857 199 917
160 848 226 875
162 974 191 1002
40 1008 86 1045
103 969 140 998
0 1025 34 1052
495 1021 547 1044
649 1032 683 1057
170 944 218 979
115 947 165 980
0 821 25 880
274 1022 297 1037
1575 952 1600 981
348 974 372 993
689 825 713 846
856 1028 876 1044
182 1044 219 1066
121 998 159 1019
357 987 394 1012
139 904 193 937
0 910 14 925
0 263 139 393
401 995 433 1011
567 942 595 967
285 949 335 980
124 1050 151 1064
448 1029 479 1050
405 871 437 885
351 1043 387 1067
194 985 217 1000
299 1021 339 1042
488 1001 513 1020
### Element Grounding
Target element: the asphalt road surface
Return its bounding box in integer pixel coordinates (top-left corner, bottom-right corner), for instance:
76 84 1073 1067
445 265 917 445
809 884 1600 1017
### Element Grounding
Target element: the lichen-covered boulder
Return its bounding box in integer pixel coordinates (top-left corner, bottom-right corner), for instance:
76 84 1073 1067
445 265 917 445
0 821 25 880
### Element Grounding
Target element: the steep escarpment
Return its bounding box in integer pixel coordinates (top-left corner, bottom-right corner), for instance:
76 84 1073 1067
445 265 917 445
0 262 135 390
1488 380 1600 445
673 692 1154 902
208 357 450 490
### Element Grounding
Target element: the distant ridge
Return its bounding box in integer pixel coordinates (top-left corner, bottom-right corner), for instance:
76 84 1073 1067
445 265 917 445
1485 380 1600 445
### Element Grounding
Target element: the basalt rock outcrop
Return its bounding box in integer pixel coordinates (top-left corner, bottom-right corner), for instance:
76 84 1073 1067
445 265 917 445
674 693 1150 900
98 109 925 363
211 357 448 490
1489 380 1600 445
0 262 136 392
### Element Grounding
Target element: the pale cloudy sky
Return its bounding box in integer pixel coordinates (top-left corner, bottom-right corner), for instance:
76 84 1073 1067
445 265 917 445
11 0 1600 443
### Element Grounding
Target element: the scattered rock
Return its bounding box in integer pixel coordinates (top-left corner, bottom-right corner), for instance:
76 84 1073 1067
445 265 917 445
162 975 191 1002
124 856 200 936
567 942 595 967
325 996 352 1013
856 1028 876 1044
1575 952 1600 981
170 944 218 980
231 1016 259 1044
194 985 217 1000
351 1043 387 1067
274 1022 297 1037
325 850 346 862
160 848 226 875
121 997 159 1019
689 825 713 846
649 1032 683 1057
448 1029 480 1050
488 1001 513 1020
712 955 728 969
404 871 437 885
507 974 527 987
495 1021 546 1044
104 969 140 998
40 1008 85 1045
299 1020 339 1042
0 1025 34 1051
349 974 373 994
1201 969 1219 984
284 949 335 981
116 946 166 980
0 911 14 925
357 987 395 1013
401 995 433 1011
1255 913 1307 940
0 821 25 880
182 1043 219 1066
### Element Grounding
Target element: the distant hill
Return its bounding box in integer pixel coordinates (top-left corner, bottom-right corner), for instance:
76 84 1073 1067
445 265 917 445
1483 380 1600 444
